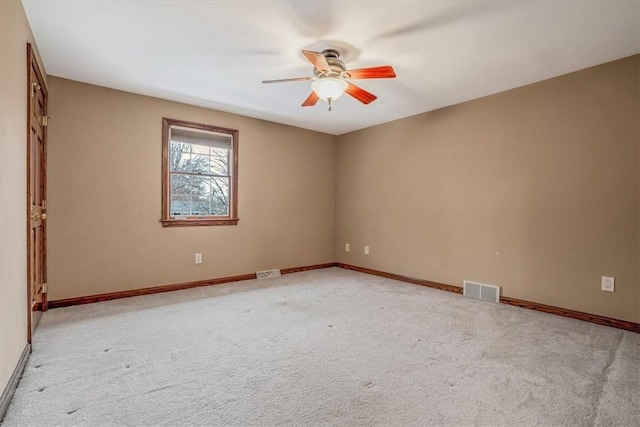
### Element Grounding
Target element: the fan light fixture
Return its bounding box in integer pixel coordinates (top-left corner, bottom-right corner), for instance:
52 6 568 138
311 77 348 102
262 49 396 110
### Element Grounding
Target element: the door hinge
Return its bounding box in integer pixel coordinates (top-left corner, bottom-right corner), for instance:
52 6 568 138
42 282 48 294
41 115 52 126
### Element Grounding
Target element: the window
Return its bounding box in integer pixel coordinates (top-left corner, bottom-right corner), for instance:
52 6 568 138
161 118 238 227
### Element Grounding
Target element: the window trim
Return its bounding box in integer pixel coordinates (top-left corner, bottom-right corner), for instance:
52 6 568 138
160 117 239 227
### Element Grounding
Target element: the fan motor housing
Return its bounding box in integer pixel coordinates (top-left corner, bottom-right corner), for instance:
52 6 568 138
313 49 346 77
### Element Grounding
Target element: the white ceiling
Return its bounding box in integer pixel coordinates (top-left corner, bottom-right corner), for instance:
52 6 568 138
22 0 640 135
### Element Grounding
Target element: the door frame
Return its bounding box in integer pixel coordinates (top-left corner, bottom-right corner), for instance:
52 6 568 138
26 43 48 343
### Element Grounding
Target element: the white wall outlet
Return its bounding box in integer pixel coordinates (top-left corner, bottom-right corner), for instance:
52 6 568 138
345 243 350 252
195 253 202 264
364 245 369 255
601 276 614 292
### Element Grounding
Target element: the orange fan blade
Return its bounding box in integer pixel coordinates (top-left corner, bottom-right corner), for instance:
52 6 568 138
346 82 377 104
302 50 330 72
301 91 319 107
345 65 396 79
262 77 312 84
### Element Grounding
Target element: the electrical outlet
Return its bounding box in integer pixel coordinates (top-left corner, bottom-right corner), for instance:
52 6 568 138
601 276 614 292
195 253 202 264
345 243 350 252
364 246 369 255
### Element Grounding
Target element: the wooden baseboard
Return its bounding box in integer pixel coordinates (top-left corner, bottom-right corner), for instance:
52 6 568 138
47 262 337 309
0 344 30 422
282 262 337 274
337 263 640 334
499 296 640 333
337 263 463 294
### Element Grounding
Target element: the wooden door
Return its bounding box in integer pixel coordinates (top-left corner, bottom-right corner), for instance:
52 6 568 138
27 43 48 342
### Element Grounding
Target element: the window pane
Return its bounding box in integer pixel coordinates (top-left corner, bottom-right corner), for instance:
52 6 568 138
210 177 230 215
169 143 204 174
170 174 191 196
169 142 192 172
210 148 229 175
170 194 191 216
188 154 210 174
170 174 230 216
191 199 211 216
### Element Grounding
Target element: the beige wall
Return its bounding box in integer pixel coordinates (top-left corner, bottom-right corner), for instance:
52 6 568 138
337 55 640 323
0 0 46 395
47 78 336 300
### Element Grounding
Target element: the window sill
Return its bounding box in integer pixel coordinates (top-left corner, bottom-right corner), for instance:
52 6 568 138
160 218 239 227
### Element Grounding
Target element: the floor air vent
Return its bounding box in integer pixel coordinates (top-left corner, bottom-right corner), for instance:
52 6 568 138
463 280 500 303
256 269 281 279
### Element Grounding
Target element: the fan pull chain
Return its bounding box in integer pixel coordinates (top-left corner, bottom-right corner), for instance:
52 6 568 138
328 97 333 111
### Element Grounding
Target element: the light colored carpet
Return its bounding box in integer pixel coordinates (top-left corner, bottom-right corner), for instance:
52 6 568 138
2 267 639 426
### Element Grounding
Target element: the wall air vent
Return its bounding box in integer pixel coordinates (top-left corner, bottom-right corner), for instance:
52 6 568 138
256 269 281 279
463 280 500 303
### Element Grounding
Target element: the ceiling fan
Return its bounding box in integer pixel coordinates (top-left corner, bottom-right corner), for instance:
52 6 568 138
262 49 396 110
